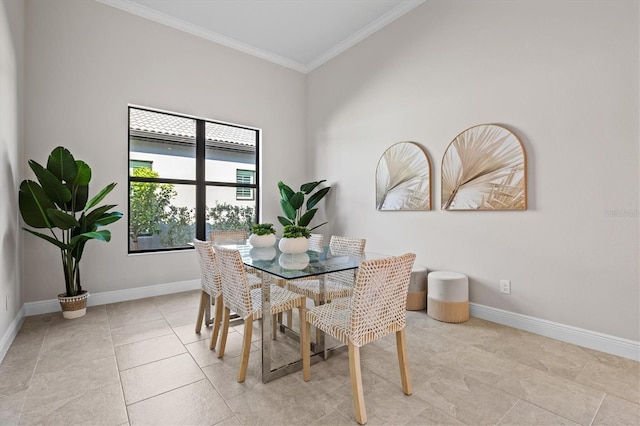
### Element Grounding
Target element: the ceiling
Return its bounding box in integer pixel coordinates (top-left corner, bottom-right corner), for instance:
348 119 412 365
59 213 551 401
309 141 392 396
98 0 425 73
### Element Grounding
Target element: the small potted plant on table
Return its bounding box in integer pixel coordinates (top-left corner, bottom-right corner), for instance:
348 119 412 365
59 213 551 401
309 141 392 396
248 223 276 247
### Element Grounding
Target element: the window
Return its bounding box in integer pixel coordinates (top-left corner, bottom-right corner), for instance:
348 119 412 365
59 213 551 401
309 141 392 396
236 169 255 200
129 159 153 173
128 106 259 253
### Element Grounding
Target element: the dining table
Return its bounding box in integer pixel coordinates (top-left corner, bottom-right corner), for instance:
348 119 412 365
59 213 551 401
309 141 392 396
221 240 366 383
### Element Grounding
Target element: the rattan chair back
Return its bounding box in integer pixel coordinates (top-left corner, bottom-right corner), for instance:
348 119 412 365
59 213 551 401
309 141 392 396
193 239 222 297
349 253 416 346
214 245 254 319
328 235 366 286
210 230 248 245
308 233 324 252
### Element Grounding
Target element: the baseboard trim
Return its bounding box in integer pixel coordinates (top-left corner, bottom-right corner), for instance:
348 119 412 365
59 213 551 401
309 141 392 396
0 306 25 363
470 303 640 361
23 279 201 316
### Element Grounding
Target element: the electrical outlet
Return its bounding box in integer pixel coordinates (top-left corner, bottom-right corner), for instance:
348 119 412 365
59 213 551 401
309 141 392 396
500 280 511 294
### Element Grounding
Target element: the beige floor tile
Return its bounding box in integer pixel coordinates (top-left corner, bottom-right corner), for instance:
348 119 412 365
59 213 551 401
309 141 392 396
115 333 186 371
18 383 127 426
0 389 26 425
425 344 519 386
575 356 640 404
162 306 200 328
110 318 173 347
201 352 263 400
151 291 201 314
127 379 234 425
404 403 465 425
107 302 164 329
120 353 204 405
495 363 605 425
592 394 640 425
410 363 519 425
185 337 226 368
497 399 580 425
0 346 39 398
309 409 354 425
172 321 215 345
225 374 335 425
22 356 121 412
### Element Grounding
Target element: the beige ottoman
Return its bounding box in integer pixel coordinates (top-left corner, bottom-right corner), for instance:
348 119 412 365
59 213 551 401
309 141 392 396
427 271 469 323
405 265 428 311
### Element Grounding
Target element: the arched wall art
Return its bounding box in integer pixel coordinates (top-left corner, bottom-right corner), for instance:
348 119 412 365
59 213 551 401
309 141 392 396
376 141 431 211
441 124 527 210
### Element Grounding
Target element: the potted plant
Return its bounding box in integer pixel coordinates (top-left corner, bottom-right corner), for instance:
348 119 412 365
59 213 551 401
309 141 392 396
279 224 311 254
18 146 122 319
277 180 331 253
248 223 276 248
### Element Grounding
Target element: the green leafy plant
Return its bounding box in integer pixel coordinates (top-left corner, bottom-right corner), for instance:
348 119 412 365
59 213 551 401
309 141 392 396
282 225 311 239
18 146 123 297
129 167 175 250
277 180 331 231
251 223 276 236
207 201 255 233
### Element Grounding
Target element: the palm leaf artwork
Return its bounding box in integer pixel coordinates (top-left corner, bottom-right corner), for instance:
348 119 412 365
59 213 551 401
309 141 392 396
441 124 526 210
376 142 431 210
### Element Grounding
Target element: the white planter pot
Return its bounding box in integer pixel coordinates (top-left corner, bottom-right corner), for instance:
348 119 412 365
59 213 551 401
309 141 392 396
278 237 309 254
279 253 310 270
248 233 276 248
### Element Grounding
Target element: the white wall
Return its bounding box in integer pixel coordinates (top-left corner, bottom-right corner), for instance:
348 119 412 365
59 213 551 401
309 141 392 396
308 0 640 341
0 0 24 353
22 0 307 302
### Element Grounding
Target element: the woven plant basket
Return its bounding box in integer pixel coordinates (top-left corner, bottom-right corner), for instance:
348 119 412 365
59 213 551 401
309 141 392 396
58 291 89 319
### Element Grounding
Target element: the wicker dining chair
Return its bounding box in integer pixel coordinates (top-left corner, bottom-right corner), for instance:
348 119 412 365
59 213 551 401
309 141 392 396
210 229 257 274
287 235 366 305
302 253 416 425
193 239 261 351
209 229 248 245
214 245 307 383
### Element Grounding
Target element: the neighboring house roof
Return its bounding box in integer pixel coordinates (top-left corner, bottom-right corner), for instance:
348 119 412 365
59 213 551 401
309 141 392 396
129 108 256 149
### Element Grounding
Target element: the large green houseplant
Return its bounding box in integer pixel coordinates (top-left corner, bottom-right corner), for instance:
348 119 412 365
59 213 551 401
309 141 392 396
19 146 122 318
277 180 330 254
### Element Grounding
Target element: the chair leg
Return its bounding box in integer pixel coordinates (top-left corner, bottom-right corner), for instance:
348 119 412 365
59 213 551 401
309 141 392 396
396 329 412 395
348 342 367 424
237 316 253 383
195 290 208 334
299 300 310 381
217 307 231 358
210 294 223 350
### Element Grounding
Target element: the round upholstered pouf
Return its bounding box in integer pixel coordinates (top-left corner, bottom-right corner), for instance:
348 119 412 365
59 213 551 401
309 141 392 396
406 265 428 311
427 271 469 323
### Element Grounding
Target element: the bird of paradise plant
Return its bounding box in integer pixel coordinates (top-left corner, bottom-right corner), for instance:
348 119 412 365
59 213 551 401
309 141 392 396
18 146 122 297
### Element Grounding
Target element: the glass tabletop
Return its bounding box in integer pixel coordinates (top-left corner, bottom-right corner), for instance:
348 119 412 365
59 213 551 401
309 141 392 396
222 240 363 280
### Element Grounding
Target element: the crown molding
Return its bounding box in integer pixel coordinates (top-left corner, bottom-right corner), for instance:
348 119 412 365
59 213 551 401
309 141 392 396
305 0 425 72
98 0 425 74
97 0 308 73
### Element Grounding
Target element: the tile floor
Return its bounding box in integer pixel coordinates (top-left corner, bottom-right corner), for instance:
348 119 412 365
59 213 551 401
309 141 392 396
0 290 638 425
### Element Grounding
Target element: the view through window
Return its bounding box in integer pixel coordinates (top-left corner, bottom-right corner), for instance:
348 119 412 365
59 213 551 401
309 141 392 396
128 107 259 253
